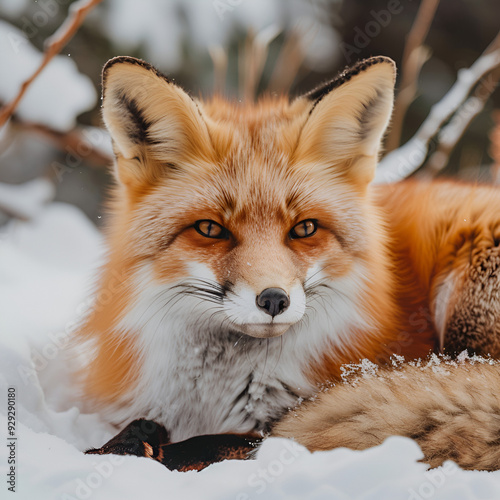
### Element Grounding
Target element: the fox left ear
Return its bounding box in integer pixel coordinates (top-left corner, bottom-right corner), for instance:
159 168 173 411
101 56 214 188
295 56 396 187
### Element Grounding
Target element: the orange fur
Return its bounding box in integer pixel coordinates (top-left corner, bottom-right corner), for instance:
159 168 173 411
75 56 500 439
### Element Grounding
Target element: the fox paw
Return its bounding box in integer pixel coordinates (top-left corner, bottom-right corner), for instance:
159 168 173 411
85 419 170 461
86 420 261 472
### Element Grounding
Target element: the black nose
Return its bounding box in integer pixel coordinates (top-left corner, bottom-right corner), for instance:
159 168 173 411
256 288 290 317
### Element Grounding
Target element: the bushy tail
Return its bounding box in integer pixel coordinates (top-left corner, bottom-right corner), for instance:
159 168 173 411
273 356 500 470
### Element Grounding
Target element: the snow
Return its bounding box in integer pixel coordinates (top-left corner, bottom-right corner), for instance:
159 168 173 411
2 202 500 499
0 0 28 18
0 20 97 132
0 178 55 219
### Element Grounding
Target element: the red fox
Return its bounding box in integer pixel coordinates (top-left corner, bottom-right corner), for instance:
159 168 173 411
81 55 500 471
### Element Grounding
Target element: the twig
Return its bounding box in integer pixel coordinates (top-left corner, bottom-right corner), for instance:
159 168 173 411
385 0 440 152
209 45 228 95
0 113 112 166
0 0 103 128
375 41 500 184
239 25 281 102
267 29 305 96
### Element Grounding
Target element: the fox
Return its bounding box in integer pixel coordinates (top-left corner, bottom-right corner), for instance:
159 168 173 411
79 55 500 471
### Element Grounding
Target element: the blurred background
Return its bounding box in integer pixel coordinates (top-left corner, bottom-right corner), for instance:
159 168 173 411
0 0 499 226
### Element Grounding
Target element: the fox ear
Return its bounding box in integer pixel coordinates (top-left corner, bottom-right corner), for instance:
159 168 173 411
295 57 396 187
102 57 213 186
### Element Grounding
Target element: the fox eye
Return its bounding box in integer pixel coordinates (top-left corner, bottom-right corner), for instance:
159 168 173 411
290 219 317 239
194 220 229 239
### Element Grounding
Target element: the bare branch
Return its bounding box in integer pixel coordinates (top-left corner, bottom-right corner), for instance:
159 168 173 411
239 25 281 102
267 29 305 96
385 0 440 152
17 121 113 167
0 0 103 128
209 45 228 95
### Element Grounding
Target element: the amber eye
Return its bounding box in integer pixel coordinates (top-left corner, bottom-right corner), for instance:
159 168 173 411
290 219 318 239
194 220 229 239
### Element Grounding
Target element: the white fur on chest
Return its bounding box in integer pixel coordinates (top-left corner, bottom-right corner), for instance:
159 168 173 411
103 263 368 442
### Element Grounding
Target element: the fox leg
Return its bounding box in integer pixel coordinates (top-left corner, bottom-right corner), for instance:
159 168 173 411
154 433 261 471
85 419 170 462
431 231 500 356
86 419 261 471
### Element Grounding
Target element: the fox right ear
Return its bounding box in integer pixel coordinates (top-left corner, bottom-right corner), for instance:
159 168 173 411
102 57 214 187
294 57 396 188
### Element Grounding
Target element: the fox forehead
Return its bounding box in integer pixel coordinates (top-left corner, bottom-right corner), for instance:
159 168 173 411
200 94 311 144
137 96 359 222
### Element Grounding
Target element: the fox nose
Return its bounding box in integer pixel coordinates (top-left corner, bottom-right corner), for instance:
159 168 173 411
256 288 290 317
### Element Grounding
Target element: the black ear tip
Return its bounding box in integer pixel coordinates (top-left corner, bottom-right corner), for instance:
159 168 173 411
304 56 396 103
103 56 145 68
101 57 172 97
360 56 397 76
362 55 396 67
102 56 148 84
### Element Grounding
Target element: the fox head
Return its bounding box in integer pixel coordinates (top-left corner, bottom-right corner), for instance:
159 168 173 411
100 56 396 340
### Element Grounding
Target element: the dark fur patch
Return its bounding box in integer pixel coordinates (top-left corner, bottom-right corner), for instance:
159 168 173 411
85 419 170 458
305 56 394 113
117 91 153 144
445 246 500 356
357 88 385 140
159 433 261 471
86 418 260 472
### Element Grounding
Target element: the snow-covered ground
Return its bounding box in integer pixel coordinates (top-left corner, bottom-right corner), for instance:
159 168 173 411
1 202 500 500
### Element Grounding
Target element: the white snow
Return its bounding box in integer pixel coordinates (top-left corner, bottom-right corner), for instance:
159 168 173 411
0 0 28 18
0 20 97 132
0 178 55 219
1 202 500 499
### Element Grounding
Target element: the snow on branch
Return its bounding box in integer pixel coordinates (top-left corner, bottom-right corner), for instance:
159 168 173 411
0 0 102 129
375 38 500 184
423 66 500 177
